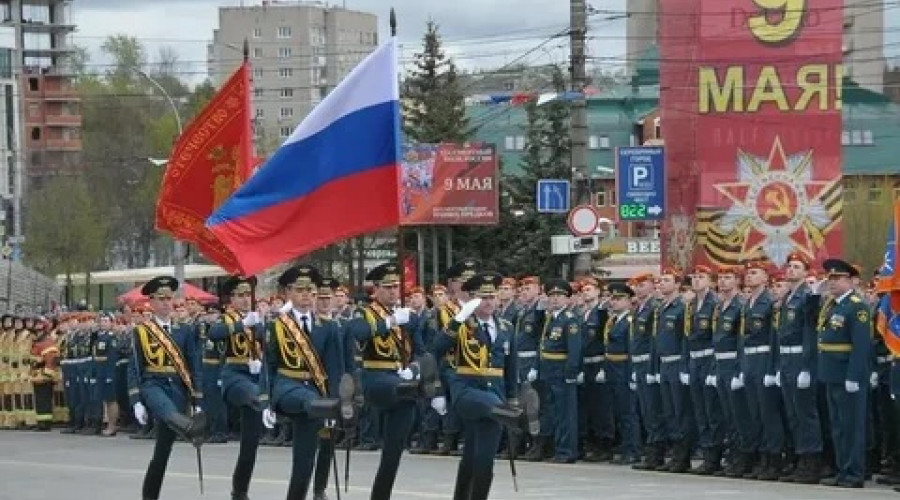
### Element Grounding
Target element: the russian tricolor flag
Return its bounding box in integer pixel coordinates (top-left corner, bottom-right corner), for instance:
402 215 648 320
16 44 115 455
207 38 401 275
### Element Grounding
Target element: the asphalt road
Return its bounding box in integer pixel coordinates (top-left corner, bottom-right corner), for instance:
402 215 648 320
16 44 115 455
0 431 896 499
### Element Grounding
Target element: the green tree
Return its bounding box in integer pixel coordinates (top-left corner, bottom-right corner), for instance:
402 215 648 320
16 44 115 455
843 180 894 278
402 21 471 143
23 177 108 276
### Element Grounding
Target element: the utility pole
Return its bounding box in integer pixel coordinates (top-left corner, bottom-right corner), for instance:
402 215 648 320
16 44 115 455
570 0 592 276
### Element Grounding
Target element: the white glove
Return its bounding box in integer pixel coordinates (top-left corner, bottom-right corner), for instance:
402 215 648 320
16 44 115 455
248 358 262 375
391 307 411 326
797 371 811 389
646 373 660 385
576 372 585 384
707 375 717 387
243 311 261 327
325 419 337 428
193 406 203 415
397 367 415 380
262 408 277 429
133 402 148 425
679 373 690 386
216 379 222 387
279 300 293 314
871 372 880 388
775 372 781 387
763 374 777 387
565 378 578 384
731 373 745 391
631 371 636 383
527 368 537 382
845 380 860 393
431 396 447 415
654 374 662 384
628 382 637 391
595 369 606 383
454 298 482 323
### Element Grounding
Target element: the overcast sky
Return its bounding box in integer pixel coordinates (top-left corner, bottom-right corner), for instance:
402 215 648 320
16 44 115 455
71 0 899 86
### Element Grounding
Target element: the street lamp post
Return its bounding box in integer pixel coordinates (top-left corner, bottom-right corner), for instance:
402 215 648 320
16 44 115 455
137 69 186 294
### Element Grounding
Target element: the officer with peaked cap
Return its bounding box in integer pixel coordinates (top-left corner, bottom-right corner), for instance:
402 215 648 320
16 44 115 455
261 265 348 500
347 262 437 500
207 275 266 500
434 271 539 500
602 282 640 464
128 276 207 500
818 259 871 488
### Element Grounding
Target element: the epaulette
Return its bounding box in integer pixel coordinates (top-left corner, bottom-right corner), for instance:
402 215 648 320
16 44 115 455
564 311 574 319
850 295 862 303
498 318 512 329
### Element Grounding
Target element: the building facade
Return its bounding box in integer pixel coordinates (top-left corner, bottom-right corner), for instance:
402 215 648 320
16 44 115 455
625 0 886 93
207 0 378 152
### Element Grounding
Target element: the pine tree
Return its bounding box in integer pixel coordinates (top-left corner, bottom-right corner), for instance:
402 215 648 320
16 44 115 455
403 21 471 143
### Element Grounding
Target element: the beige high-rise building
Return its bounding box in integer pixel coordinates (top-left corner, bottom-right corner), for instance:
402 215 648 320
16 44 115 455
208 1 378 152
626 0 886 93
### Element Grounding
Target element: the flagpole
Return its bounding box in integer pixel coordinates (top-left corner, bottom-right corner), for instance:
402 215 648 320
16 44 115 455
391 8 408 303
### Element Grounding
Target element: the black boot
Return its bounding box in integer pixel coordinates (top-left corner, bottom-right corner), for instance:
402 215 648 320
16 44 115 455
692 447 722 475
418 353 439 399
788 453 823 484
757 453 783 481
231 492 250 500
411 430 438 455
522 435 547 462
308 398 340 420
435 432 459 456
520 382 540 436
666 440 692 473
633 443 663 471
490 404 523 430
725 451 748 478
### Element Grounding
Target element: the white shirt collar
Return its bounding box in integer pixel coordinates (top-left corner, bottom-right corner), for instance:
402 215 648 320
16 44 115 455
154 316 171 329
835 289 853 304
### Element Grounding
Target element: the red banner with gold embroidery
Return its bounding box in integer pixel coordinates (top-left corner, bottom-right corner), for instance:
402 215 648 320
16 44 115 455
661 0 844 269
154 61 253 273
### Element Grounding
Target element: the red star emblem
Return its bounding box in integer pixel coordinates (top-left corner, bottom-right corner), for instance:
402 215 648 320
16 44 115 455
712 137 839 266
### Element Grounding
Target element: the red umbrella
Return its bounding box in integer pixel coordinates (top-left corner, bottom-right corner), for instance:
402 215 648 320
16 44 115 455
117 282 218 305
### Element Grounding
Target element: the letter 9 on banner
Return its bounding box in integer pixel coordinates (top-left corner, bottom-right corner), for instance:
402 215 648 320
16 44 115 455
659 0 843 271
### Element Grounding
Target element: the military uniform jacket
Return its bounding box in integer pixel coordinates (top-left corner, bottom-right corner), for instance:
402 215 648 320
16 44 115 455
776 283 819 374
817 291 872 385
264 311 344 403
538 309 582 381
207 310 266 371
582 303 609 376
92 330 119 383
515 302 542 354
348 301 425 373
127 320 204 407
499 301 520 325
713 294 744 356
604 311 632 364
433 315 517 401
740 291 776 376
630 298 658 359
654 296 688 375
688 290 717 354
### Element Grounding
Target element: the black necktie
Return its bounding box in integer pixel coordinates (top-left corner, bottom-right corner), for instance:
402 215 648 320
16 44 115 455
479 322 491 344
301 316 310 332
163 324 171 335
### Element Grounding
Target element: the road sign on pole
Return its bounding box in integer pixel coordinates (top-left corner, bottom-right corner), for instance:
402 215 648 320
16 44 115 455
615 146 665 221
567 205 599 236
536 179 570 213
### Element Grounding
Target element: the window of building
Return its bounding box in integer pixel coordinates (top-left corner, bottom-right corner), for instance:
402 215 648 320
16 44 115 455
253 27 262 38
654 117 661 139
280 107 293 118
863 130 874 145
589 136 599 149
279 68 293 78
30 127 40 141
254 88 263 98
595 190 606 207
841 130 850 145
278 47 292 58
609 189 617 206
280 88 293 98
844 189 857 202
253 68 264 78
277 26 292 39
869 188 883 202
319 86 328 98
253 47 263 58
599 135 610 149
503 81 514 91
255 108 264 118
504 136 515 151
852 130 862 145
280 126 292 138
515 136 526 151
894 187 900 200
28 77 38 92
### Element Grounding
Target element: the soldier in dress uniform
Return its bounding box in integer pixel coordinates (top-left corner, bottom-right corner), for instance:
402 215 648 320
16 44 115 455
128 276 207 500
261 266 348 500
434 271 538 500
497 278 519 324
198 304 228 444
94 313 120 436
630 272 665 471
732 260 784 480
409 284 442 455
59 314 84 433
652 267 695 473
687 265 723 475
312 277 343 500
347 262 437 500
527 279 582 463
775 253 825 483
600 282 639 465
432 259 480 456
517 276 552 461
30 317 60 431
207 275 266 500
577 276 613 462
817 259 871 488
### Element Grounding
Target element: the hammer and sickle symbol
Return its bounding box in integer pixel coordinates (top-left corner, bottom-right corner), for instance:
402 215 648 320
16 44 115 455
762 184 792 221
